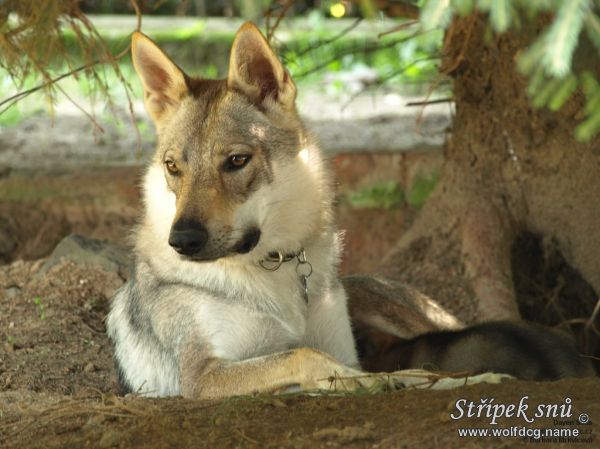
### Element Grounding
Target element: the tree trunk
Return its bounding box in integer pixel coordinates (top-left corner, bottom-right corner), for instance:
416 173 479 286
381 14 600 334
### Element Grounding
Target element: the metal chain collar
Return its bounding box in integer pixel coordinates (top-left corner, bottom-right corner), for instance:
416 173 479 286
259 249 313 302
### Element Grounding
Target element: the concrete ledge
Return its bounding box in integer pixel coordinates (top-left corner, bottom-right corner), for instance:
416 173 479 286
0 93 449 169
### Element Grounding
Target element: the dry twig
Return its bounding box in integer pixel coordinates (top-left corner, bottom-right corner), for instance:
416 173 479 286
265 0 295 43
0 0 143 150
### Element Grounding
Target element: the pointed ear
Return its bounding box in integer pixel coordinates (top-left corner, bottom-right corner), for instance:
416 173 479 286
131 32 189 126
227 22 296 110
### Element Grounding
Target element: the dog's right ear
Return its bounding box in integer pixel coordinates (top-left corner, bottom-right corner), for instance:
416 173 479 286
131 32 188 126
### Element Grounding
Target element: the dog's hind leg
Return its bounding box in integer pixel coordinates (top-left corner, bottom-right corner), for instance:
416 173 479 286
343 275 464 340
343 275 464 371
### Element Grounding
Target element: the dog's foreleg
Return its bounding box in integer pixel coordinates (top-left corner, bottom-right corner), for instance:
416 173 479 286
180 347 367 399
180 348 512 400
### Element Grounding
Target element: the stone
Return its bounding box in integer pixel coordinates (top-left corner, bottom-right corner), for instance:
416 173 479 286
5 286 21 298
39 234 131 276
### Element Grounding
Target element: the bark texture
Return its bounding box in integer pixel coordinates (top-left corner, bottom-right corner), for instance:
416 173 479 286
381 15 600 327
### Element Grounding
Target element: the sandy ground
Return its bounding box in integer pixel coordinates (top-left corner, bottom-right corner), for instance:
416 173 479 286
0 247 598 448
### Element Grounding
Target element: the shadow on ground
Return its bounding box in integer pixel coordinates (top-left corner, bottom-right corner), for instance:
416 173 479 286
0 257 598 449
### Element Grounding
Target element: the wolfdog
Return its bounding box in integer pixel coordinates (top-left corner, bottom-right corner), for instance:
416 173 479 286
107 23 590 399
107 22 382 398
107 22 459 398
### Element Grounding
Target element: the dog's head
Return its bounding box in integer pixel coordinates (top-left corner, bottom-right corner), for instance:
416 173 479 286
133 23 328 262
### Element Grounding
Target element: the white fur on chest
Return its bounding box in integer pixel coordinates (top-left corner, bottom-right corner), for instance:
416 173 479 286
133 146 357 370
191 261 311 360
196 298 304 361
184 257 358 367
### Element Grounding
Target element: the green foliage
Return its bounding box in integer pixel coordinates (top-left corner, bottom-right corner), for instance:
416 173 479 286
0 0 132 122
421 0 453 30
0 19 443 124
281 24 443 89
548 74 578 111
235 0 271 20
541 0 589 77
419 0 600 141
516 0 600 141
63 20 442 83
452 0 475 17
586 13 600 53
0 104 24 126
577 70 600 141
487 0 512 33
0 74 44 126
406 173 438 208
33 297 46 320
149 22 207 42
346 181 405 210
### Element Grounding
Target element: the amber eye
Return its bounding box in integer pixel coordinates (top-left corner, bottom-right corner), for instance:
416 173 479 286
224 154 251 171
165 159 179 175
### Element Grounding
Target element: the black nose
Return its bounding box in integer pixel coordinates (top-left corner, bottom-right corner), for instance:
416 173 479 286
168 220 209 256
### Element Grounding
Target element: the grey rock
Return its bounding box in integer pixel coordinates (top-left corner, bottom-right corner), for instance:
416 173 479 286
5 286 21 298
40 234 131 276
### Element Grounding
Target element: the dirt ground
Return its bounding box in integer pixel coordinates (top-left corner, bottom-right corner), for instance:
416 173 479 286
0 240 598 448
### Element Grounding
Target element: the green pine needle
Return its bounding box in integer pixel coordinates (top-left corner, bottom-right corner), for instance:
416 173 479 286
580 71 600 96
452 0 474 16
575 109 600 141
584 93 600 115
421 0 453 31
584 13 600 53
542 0 590 77
548 74 577 110
477 0 492 11
517 38 546 75
532 77 563 108
490 0 512 32
526 67 546 97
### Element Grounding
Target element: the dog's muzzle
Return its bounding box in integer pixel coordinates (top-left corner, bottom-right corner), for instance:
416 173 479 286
234 228 261 254
168 220 209 256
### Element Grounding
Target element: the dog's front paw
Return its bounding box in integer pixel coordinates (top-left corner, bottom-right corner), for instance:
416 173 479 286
308 366 365 392
286 348 357 392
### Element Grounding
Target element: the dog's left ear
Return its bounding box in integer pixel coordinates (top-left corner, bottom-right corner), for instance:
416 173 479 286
227 22 296 110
